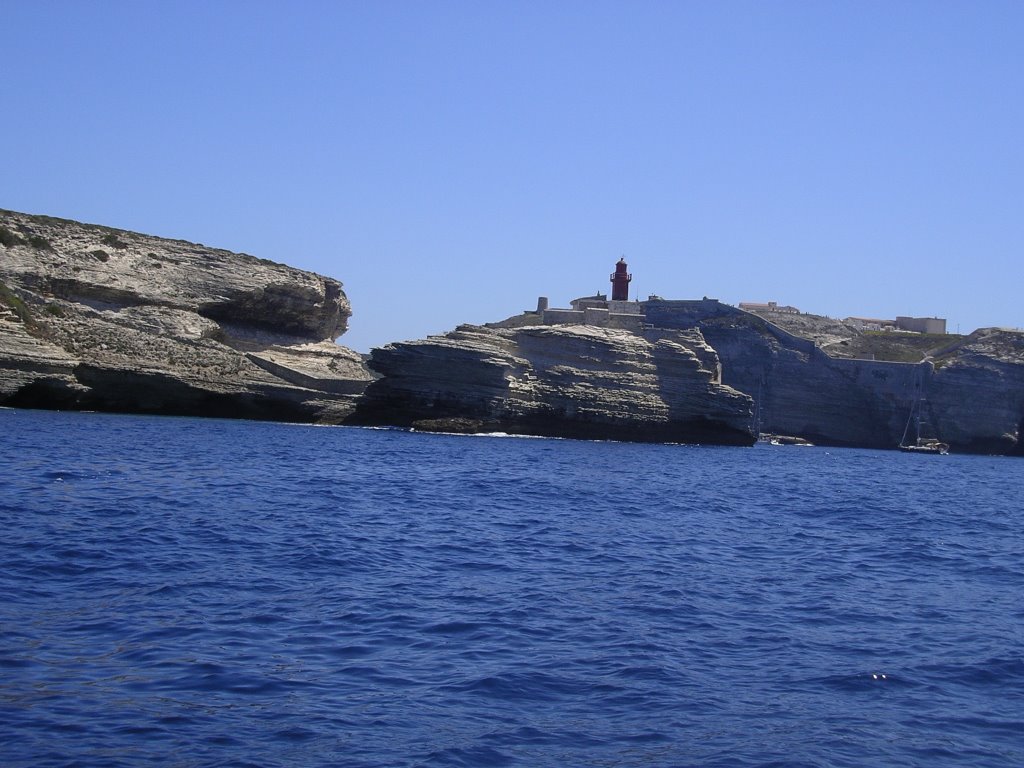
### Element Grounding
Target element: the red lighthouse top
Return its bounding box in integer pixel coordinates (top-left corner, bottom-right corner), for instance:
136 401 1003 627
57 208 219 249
610 257 632 301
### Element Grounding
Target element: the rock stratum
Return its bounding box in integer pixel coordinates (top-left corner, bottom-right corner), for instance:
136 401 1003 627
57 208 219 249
644 300 1024 455
372 298 1023 454
350 324 755 445
3 209 1021 454
0 210 372 422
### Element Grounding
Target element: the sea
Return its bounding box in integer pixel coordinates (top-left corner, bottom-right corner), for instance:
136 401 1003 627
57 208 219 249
1 408 1021 768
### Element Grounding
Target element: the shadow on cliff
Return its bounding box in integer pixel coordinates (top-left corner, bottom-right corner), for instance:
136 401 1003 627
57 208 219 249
648 339 755 446
7 365 320 423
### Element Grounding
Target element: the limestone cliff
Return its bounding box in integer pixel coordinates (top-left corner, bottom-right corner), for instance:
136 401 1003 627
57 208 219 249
646 300 1024 454
928 329 1024 455
0 209 372 422
351 324 754 444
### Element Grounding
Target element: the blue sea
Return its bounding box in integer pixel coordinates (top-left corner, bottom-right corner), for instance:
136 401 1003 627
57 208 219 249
1 409 1021 768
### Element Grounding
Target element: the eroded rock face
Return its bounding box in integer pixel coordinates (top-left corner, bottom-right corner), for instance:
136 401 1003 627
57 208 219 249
0 209 372 422
652 303 1024 454
928 329 1024 455
696 317 921 448
351 324 755 444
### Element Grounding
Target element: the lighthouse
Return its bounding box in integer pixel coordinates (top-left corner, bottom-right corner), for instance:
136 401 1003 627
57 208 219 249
610 257 632 301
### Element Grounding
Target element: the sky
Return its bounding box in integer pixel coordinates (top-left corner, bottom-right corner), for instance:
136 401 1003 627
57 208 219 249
2 1 1022 350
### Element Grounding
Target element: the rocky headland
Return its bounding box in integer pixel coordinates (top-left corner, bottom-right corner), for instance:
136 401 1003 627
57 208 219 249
3 209 1021 453
382 297 1022 453
349 323 755 444
0 210 372 423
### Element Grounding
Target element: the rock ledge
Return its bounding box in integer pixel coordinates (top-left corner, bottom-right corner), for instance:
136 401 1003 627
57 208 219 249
1 209 372 422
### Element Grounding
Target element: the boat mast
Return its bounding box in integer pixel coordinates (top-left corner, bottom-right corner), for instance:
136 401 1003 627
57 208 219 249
900 367 923 447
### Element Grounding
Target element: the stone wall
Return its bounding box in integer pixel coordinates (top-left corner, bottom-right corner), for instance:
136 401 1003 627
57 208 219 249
542 309 585 325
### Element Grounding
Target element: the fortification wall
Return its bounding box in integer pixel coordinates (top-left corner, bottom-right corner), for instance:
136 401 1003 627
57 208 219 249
641 299 737 328
607 314 643 332
540 306 642 331
829 357 931 399
542 309 585 325
608 300 642 315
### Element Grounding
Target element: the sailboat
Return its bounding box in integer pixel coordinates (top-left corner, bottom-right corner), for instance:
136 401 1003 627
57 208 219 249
899 398 949 455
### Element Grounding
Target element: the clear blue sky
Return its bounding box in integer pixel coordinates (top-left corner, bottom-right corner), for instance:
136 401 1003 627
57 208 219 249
3 1 1022 350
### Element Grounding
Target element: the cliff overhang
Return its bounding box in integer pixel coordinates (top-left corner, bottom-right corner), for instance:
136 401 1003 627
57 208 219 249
0 209 372 423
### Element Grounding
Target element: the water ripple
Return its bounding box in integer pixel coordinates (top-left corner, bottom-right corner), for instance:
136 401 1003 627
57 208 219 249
0 410 1021 767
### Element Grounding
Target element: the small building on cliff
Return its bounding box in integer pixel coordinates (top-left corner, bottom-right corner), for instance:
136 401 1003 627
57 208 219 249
739 301 800 314
531 258 645 331
895 316 947 334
